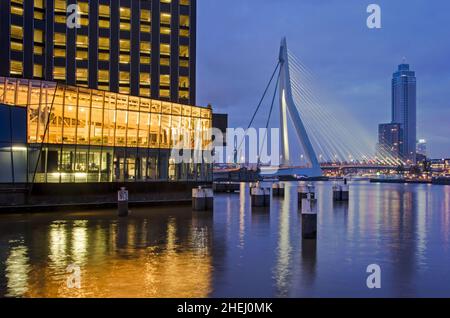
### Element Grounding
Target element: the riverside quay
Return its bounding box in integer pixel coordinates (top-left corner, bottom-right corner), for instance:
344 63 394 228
0 76 213 185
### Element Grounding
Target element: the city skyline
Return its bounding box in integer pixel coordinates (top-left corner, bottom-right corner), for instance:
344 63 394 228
197 0 450 158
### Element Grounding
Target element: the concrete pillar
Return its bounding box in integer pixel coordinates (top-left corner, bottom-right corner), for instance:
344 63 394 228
251 183 265 207
192 187 206 211
340 184 349 201
117 187 129 217
279 182 285 197
204 188 214 210
302 193 317 239
272 183 280 196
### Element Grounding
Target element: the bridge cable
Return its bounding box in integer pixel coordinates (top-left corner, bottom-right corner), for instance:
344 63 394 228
235 61 280 161
258 68 281 165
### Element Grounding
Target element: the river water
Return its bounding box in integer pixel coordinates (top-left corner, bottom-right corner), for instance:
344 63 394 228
0 182 449 298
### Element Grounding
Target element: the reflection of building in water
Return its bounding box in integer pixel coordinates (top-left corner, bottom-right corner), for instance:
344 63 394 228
2 209 214 298
300 239 317 288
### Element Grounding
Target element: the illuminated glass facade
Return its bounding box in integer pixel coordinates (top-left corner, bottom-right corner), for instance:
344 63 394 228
0 76 212 183
0 0 196 105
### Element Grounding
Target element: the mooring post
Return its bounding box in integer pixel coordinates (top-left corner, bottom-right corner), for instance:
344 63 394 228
117 187 129 217
302 192 317 239
192 186 206 211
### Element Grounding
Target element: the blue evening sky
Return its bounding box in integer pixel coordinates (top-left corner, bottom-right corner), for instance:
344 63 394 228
196 0 450 158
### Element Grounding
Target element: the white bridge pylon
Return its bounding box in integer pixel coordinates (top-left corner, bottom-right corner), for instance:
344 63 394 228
263 38 322 177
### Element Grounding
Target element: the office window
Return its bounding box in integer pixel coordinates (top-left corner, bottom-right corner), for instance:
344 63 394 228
55 15 66 24
140 24 151 33
180 15 190 27
11 25 23 40
160 13 171 25
161 27 171 35
161 0 171 3
77 35 88 48
34 29 43 43
34 10 44 19
120 22 131 31
180 45 189 58
35 0 44 9
11 41 23 52
11 5 24 16
54 67 66 80
76 50 88 60
99 4 110 18
98 70 109 83
80 17 89 27
160 89 170 98
78 2 89 15
120 54 130 64
54 32 66 46
179 59 189 68
160 74 170 86
33 64 43 78
120 7 131 20
140 42 151 54
180 29 189 37
99 37 110 50
120 39 130 52
99 19 110 29
54 48 66 58
119 72 130 84
161 44 170 56
76 68 88 81
140 73 150 85
119 86 130 94
54 0 66 12
98 52 110 61
140 56 150 65
141 9 151 23
179 76 189 88
179 90 189 100
34 45 44 55
160 57 170 66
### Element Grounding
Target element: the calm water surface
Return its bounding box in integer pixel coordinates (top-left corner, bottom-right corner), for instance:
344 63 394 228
0 182 449 298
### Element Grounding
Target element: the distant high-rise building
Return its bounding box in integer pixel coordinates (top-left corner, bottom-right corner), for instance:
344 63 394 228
377 123 403 159
416 139 427 157
392 62 416 163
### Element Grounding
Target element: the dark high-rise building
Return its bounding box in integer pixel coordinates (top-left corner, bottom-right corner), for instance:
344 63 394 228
392 63 416 163
377 123 403 160
0 0 196 105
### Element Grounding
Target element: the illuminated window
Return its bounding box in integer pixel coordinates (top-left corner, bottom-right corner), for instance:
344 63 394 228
54 48 66 57
34 29 43 43
160 43 170 56
160 89 170 98
179 90 189 100
160 57 170 66
54 32 66 46
140 88 150 96
99 37 110 50
76 68 88 81
119 86 130 94
34 45 44 55
55 15 66 24
180 29 189 37
120 22 131 31
98 70 109 83
179 45 189 58
179 76 189 88
80 17 89 26
160 13 171 25
10 60 23 75
180 0 190 5
11 25 23 40
140 42 151 54
35 0 44 9
179 59 189 68
160 74 170 86
140 73 150 85
141 9 151 23
11 41 23 51
98 52 110 61
99 4 110 18
161 0 171 3
120 39 130 52
120 54 130 64
54 0 66 12
119 71 130 84
180 15 190 27
77 35 88 48
53 67 66 80
34 10 44 19
76 50 88 60
99 19 110 28
11 5 24 16
140 24 151 33
120 7 131 20
33 64 43 77
140 56 150 65
78 2 89 15
161 27 171 35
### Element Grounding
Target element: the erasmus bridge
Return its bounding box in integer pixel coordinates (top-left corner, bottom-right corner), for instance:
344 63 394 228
232 38 401 178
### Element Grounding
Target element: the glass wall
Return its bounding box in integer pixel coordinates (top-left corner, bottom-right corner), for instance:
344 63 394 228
0 77 212 183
